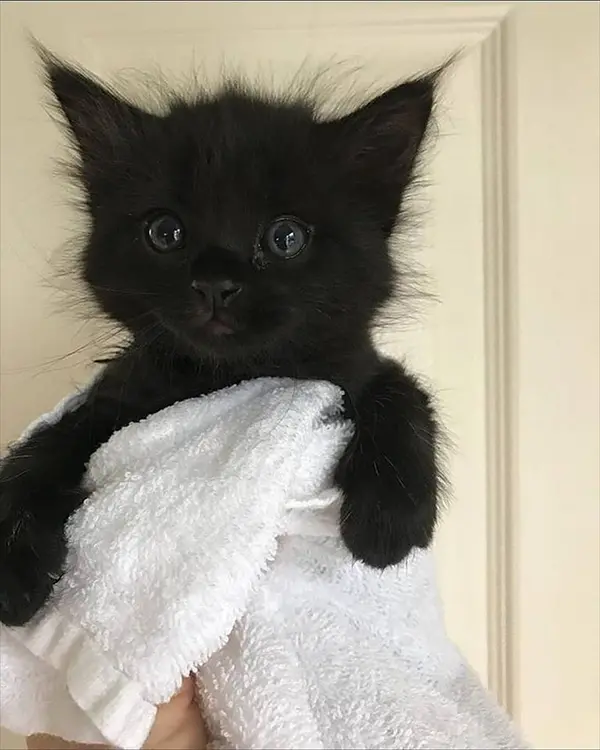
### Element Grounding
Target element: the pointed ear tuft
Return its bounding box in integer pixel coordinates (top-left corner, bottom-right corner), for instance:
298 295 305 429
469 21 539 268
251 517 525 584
318 61 452 234
34 42 149 176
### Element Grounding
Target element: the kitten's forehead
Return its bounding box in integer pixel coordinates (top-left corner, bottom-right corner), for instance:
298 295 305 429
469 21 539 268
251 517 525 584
171 90 315 150
161 91 318 222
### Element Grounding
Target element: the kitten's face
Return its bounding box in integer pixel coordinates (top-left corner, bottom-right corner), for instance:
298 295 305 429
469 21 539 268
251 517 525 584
81 96 394 358
44 55 437 360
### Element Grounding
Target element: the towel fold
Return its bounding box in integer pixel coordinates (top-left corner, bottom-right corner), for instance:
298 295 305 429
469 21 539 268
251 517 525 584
0 377 525 749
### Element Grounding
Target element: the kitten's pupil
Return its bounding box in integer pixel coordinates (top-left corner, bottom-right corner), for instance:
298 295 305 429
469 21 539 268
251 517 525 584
265 217 310 259
145 213 185 253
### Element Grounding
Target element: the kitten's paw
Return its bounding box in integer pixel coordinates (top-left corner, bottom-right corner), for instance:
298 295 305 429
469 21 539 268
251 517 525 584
337 460 437 569
341 493 435 569
0 508 67 626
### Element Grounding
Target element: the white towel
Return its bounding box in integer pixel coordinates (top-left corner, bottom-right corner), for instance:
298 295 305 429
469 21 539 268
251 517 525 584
0 377 525 749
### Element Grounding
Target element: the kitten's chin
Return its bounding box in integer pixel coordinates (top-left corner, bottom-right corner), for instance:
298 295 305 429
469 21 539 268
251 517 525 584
156 310 291 361
185 325 242 355
183 323 292 362
172 321 265 361
157 311 241 354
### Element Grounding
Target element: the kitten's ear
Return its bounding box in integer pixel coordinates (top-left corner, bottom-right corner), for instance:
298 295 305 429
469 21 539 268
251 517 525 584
319 68 444 234
37 47 147 170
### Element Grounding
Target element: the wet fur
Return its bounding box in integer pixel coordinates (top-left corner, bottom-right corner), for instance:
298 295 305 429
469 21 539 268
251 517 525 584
0 50 447 625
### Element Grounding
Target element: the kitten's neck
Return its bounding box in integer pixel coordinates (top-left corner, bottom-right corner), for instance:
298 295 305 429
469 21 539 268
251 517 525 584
130 327 378 397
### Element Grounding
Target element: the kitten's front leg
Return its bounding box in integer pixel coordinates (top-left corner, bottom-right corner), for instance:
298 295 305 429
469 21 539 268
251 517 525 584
0 398 123 626
336 359 442 568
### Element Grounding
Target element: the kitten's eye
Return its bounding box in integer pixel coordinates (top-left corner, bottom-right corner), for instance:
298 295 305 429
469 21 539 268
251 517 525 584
263 217 311 259
144 212 185 253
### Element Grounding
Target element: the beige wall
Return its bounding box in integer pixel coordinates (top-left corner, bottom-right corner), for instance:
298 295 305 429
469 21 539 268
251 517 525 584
1 3 598 749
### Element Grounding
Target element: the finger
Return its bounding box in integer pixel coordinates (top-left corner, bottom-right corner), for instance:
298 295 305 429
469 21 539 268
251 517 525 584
160 675 196 713
143 679 207 750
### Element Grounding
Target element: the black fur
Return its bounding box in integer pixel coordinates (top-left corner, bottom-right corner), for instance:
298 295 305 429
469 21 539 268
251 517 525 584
0 51 445 626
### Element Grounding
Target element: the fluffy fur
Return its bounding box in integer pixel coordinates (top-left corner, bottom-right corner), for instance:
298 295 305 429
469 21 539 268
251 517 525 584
0 49 446 626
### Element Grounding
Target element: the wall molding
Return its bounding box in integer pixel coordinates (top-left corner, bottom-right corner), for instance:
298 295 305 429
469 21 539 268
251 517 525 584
35 2 515 39
480 13 516 713
310 1 514 38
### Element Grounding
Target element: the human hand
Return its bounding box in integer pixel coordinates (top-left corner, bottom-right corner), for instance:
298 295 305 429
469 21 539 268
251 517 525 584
27 676 206 750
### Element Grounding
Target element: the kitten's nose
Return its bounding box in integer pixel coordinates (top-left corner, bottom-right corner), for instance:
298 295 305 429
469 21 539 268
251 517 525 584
191 279 242 308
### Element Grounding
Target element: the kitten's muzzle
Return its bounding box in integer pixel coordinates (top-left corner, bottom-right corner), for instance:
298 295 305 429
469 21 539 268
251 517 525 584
190 279 241 335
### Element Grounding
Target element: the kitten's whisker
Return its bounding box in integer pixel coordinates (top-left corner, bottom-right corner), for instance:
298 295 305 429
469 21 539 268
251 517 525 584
89 285 160 297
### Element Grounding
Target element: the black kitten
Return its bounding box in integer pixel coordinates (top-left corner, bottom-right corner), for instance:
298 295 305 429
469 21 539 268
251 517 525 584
0 52 444 626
